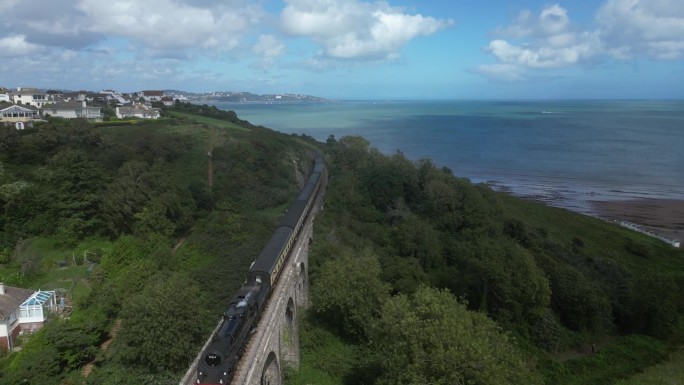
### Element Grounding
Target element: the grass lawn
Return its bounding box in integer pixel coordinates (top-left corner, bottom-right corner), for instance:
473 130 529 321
169 111 250 131
614 347 684 385
0 237 109 302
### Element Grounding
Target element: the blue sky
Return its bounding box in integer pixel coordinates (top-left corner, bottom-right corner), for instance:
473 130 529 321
1 0 682 99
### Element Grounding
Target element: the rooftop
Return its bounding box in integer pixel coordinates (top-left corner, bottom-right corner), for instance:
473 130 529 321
0 284 34 320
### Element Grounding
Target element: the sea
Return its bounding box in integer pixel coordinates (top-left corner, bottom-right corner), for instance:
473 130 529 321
207 100 684 216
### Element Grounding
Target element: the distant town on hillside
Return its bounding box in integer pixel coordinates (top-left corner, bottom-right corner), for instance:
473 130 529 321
0 86 329 129
167 90 330 103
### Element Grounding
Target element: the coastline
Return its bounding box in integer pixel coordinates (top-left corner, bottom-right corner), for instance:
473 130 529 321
590 198 684 243
487 181 683 245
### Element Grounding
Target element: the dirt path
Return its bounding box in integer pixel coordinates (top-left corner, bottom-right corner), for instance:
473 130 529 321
82 319 122 378
552 338 616 362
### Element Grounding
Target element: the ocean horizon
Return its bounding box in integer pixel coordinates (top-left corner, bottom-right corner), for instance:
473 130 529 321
208 99 684 216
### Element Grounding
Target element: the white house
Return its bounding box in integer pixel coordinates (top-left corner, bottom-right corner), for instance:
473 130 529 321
42 101 103 121
116 104 160 119
141 90 164 102
160 96 175 106
101 89 129 105
0 90 10 103
0 283 33 351
10 87 49 107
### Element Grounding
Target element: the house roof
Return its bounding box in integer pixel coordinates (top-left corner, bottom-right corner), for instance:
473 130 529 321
142 90 164 96
11 88 44 96
1 104 39 112
0 285 34 320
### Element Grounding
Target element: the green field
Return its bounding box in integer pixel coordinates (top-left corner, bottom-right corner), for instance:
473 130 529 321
169 111 250 131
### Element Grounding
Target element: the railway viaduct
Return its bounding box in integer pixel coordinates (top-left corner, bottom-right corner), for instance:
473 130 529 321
180 173 326 385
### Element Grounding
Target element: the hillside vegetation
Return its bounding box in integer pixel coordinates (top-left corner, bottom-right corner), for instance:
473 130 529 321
2 108 682 385
0 105 321 384
287 136 684 385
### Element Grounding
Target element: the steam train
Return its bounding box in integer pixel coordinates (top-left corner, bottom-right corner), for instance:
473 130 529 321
196 153 325 384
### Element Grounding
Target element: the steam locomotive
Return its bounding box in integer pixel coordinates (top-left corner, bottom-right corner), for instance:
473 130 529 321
196 153 325 384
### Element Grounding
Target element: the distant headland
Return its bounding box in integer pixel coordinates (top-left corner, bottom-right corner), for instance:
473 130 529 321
165 90 330 103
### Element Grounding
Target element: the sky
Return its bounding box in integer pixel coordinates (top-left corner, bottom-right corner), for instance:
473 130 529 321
1 0 683 99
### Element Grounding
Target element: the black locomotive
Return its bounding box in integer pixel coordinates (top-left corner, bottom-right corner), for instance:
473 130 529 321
196 153 325 384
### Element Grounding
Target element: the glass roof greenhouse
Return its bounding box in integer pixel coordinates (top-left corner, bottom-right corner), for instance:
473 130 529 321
21 291 55 307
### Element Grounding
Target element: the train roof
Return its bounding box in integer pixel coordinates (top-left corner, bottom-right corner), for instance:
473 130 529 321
279 200 307 229
249 226 294 274
297 183 316 202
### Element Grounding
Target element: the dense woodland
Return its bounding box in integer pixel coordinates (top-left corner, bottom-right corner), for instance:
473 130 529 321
0 107 682 384
288 136 684 385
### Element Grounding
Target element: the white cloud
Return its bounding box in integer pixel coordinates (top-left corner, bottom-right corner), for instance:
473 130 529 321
0 0 263 55
494 5 570 38
487 35 600 69
280 0 453 60
597 0 684 59
76 0 261 52
494 10 534 38
0 34 42 57
474 63 526 82
480 0 684 82
253 34 286 69
539 4 570 35
479 4 601 81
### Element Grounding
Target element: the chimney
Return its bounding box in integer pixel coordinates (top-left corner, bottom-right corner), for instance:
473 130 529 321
0 282 5 296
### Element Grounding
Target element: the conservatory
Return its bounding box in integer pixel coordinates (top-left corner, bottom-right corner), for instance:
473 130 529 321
19 290 56 332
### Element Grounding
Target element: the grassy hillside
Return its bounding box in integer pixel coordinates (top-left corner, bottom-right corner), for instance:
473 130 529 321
0 105 322 384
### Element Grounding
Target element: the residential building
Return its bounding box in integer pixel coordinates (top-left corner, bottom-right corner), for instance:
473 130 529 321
42 101 103 121
46 90 64 101
161 96 175 106
141 90 164 102
101 89 129 105
116 104 161 119
61 91 88 102
0 88 9 103
10 87 49 107
0 104 41 129
0 283 33 351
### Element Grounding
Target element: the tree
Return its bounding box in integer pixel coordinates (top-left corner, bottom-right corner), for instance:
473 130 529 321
111 272 208 373
100 161 154 236
456 239 551 327
391 215 443 271
0 126 19 152
0 312 106 385
372 286 542 385
311 248 390 340
46 149 108 243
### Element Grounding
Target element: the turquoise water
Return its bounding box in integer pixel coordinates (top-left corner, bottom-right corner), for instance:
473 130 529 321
209 100 684 214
